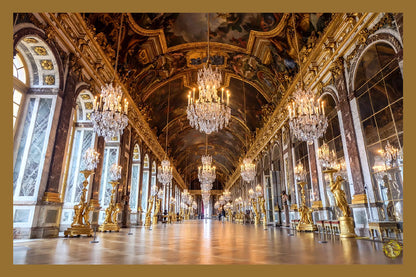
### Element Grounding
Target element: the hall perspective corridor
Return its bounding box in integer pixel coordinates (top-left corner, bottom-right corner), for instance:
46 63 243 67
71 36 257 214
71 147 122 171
13 220 402 264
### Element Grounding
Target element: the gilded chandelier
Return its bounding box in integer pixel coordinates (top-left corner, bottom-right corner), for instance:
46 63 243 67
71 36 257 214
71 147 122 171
91 84 129 140
317 142 337 170
186 13 231 134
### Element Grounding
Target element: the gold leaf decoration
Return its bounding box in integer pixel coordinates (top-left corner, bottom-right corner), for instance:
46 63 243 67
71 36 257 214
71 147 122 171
34 46 47 56
23 37 38 43
44 75 55 85
41 60 54 70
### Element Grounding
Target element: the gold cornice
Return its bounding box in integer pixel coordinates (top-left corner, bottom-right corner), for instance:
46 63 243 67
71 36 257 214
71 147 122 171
40 13 186 189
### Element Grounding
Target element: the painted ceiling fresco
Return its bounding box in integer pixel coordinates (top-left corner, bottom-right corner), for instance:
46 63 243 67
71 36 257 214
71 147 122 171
130 13 283 48
83 13 334 189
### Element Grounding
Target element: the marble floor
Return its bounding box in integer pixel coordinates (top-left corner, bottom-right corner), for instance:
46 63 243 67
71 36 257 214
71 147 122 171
13 220 403 264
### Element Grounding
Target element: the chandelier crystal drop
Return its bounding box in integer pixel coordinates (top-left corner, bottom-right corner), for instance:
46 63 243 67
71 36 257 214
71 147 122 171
223 189 231 202
109 163 122 180
240 158 256 182
198 155 216 185
91 83 129 141
157 159 173 185
287 88 328 145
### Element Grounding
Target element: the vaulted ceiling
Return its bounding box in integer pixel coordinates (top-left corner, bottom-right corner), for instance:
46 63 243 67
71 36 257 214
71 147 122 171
83 13 333 189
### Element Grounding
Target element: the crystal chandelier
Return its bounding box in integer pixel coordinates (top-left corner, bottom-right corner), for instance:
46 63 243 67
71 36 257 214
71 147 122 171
109 163 122 181
294 162 307 181
287 14 327 145
186 13 231 134
241 158 256 182
223 189 231 202
287 88 328 145
91 14 128 141
240 82 256 182
255 184 263 197
317 142 337 170
198 155 216 185
381 141 402 167
83 148 100 171
157 81 173 185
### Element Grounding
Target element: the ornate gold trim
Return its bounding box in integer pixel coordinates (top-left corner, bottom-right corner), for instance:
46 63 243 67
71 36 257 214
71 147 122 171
42 192 61 203
351 194 368 204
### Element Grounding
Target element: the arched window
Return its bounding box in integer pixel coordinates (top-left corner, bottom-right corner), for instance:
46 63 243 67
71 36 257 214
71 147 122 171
140 154 150 222
60 91 96 225
129 144 141 212
318 93 351 217
354 42 403 221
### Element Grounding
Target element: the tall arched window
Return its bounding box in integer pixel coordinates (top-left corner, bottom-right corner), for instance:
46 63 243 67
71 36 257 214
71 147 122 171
13 36 60 228
129 144 141 212
318 93 351 218
60 91 96 225
354 42 403 221
140 154 150 223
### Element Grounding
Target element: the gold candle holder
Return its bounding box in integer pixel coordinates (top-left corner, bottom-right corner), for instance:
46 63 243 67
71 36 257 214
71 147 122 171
64 170 95 237
296 181 317 232
98 181 121 232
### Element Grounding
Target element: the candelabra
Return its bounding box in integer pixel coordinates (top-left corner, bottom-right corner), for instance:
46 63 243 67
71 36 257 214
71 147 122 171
318 143 356 237
99 163 122 232
255 185 267 229
168 197 176 224
64 148 100 237
144 186 158 227
294 162 317 232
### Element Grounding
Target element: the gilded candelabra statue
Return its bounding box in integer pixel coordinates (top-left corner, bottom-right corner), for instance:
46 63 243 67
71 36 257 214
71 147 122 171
144 194 154 227
318 141 356 238
250 198 260 225
153 197 161 225
99 164 122 232
168 200 176 224
259 195 267 229
64 148 100 237
324 169 356 238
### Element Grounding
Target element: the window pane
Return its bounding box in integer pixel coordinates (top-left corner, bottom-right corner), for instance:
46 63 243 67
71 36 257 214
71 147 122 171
376 43 396 68
19 98 53 197
13 103 19 117
384 69 403 103
361 44 382 80
331 116 341 138
362 116 378 145
13 90 22 104
375 107 395 140
13 98 36 195
369 83 388 113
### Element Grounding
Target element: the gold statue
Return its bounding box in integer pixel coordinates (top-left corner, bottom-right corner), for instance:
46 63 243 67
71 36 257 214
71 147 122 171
323 168 356 238
330 175 351 217
251 198 260 225
144 195 154 227
153 198 161 225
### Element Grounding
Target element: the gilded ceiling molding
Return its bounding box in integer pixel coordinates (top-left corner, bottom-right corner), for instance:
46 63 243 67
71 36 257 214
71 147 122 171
39 12 186 190
225 12 384 190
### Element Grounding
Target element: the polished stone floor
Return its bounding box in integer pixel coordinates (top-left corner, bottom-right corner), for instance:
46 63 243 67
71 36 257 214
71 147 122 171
13 220 402 264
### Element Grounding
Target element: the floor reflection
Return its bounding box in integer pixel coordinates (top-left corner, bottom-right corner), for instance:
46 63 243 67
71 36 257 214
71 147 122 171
13 220 402 264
